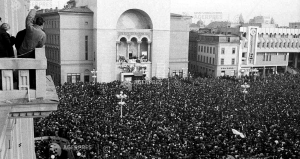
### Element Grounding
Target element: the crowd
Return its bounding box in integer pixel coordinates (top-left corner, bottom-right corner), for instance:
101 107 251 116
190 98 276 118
34 73 300 159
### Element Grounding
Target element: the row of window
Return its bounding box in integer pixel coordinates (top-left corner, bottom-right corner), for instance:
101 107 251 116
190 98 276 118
220 58 235 65
257 42 300 49
198 55 215 65
46 47 60 63
262 53 288 61
44 19 60 29
258 33 300 38
221 48 236 55
67 74 90 83
46 34 60 45
198 45 216 54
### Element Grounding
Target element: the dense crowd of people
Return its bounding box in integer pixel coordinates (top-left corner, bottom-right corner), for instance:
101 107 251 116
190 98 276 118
34 73 300 158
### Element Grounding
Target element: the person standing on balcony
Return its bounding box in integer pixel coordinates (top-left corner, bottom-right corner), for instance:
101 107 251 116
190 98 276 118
0 23 15 58
18 9 46 58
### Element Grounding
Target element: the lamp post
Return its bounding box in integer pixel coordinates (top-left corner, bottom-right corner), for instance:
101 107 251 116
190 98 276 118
241 82 250 101
116 91 127 119
182 68 188 79
91 68 97 83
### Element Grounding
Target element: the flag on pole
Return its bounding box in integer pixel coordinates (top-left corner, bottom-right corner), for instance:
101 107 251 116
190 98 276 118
232 129 245 138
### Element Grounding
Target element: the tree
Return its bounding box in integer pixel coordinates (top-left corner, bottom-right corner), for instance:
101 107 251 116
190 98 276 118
239 14 244 24
34 5 40 10
270 17 275 24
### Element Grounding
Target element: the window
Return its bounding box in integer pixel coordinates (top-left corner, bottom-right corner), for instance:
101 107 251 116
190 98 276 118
262 43 265 47
279 43 282 47
200 55 202 62
212 58 214 64
231 58 235 65
266 43 269 48
213 47 215 54
67 73 80 83
221 48 225 54
209 57 211 64
269 54 271 61
242 52 246 58
232 48 235 54
263 54 265 61
206 57 208 63
85 36 88 60
284 54 287 61
221 58 224 65
201 46 203 52
227 37 230 42
283 43 286 47
204 46 206 53
210 47 212 54
275 42 277 48
257 42 260 47
84 75 89 83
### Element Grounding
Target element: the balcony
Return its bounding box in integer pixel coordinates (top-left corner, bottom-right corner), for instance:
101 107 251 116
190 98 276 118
0 48 58 118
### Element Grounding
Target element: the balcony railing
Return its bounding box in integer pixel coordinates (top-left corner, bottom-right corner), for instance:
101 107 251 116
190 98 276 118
0 48 47 101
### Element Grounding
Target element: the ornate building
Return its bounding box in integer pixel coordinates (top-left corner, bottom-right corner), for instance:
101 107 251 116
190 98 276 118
39 0 191 84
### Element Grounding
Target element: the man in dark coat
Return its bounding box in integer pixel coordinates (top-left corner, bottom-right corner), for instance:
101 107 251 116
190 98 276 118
0 23 14 58
18 9 46 58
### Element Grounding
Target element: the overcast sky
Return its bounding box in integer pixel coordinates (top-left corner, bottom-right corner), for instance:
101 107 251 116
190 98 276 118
171 0 300 26
52 0 300 26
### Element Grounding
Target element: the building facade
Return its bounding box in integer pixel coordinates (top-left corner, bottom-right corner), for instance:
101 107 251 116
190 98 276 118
39 0 191 84
39 7 94 86
190 33 240 77
239 26 300 76
189 26 300 77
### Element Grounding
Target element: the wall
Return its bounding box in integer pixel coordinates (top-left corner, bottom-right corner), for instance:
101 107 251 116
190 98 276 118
85 0 171 82
169 16 191 77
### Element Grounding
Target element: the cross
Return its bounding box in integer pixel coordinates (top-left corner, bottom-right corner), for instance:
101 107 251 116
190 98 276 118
91 68 97 83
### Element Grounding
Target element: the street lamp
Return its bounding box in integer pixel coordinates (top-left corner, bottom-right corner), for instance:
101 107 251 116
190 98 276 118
116 91 127 119
241 82 250 101
91 68 97 83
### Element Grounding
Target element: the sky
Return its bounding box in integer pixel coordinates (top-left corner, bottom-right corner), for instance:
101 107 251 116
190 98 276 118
170 0 300 26
51 0 300 26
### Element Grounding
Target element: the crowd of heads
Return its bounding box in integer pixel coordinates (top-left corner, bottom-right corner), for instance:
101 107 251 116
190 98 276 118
34 73 300 158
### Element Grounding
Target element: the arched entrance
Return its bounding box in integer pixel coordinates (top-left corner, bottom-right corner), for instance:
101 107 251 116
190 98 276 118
116 9 152 62
116 9 153 81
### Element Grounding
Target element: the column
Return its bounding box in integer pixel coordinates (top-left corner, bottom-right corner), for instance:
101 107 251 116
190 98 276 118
127 41 131 59
147 41 151 62
137 41 141 60
2 70 13 91
19 70 29 90
116 41 120 62
275 66 277 74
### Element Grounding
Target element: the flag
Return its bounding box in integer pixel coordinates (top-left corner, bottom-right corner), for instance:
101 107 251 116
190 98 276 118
232 129 245 138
